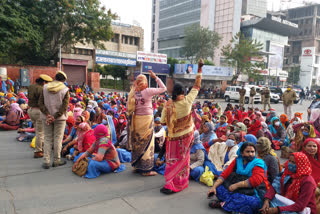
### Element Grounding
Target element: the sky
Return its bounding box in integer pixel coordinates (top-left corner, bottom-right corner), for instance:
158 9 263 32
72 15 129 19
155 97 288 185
101 0 319 52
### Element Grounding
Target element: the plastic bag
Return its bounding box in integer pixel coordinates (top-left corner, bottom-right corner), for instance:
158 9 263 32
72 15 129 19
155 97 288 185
30 137 36 148
200 166 214 187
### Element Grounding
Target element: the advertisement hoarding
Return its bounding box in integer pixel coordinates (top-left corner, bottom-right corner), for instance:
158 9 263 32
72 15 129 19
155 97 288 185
174 64 233 76
268 43 284 70
137 51 167 64
142 62 169 75
95 55 136 67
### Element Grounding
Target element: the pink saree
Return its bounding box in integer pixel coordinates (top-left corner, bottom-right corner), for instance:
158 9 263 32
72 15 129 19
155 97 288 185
164 133 194 192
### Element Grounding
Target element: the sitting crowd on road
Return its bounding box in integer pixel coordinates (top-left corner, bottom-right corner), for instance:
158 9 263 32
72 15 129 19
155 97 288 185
1 63 320 213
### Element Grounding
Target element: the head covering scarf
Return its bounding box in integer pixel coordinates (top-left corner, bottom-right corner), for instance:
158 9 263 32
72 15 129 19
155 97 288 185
10 103 23 117
261 122 269 132
235 122 247 133
236 142 267 177
280 114 289 129
301 138 320 183
244 134 257 144
191 130 206 154
77 122 92 152
73 107 83 120
255 111 265 122
226 111 233 124
66 116 75 135
248 119 262 136
281 152 313 201
18 92 28 103
257 137 272 159
269 117 285 135
82 111 90 122
201 122 215 143
94 124 109 142
290 112 303 123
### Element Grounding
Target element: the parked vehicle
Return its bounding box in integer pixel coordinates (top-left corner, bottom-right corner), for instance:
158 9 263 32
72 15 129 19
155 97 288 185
224 86 261 104
253 86 280 104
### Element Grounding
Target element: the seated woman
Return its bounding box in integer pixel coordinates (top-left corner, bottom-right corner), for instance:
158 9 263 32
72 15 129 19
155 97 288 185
207 142 269 214
199 113 212 134
64 116 75 139
73 124 120 178
261 152 317 214
266 109 277 125
62 115 84 156
0 103 23 130
257 137 281 184
201 121 217 151
248 119 263 136
286 117 302 143
280 114 290 129
214 115 228 138
293 122 317 152
116 114 127 140
154 117 165 153
302 138 320 184
69 122 95 160
208 133 239 177
242 117 251 129
255 111 265 122
190 130 206 182
269 117 289 149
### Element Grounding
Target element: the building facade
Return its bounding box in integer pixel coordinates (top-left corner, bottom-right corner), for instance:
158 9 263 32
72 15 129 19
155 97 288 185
61 22 144 85
281 4 320 88
151 0 268 65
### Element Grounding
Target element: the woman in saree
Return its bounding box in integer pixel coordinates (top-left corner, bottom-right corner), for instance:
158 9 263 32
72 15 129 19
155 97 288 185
207 142 269 214
201 121 218 151
293 122 317 152
0 103 24 130
302 138 320 184
256 137 281 184
189 130 206 182
269 117 290 149
261 152 316 214
159 59 203 194
208 133 239 177
73 124 120 179
127 70 167 176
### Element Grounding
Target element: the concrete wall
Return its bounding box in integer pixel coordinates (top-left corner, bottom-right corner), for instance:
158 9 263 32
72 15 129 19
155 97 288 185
88 72 100 92
0 65 58 84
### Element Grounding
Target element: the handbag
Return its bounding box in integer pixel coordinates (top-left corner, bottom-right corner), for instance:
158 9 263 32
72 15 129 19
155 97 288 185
72 157 89 177
222 172 256 195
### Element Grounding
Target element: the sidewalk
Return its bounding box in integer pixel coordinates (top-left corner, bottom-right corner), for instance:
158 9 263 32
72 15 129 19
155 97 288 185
0 131 221 214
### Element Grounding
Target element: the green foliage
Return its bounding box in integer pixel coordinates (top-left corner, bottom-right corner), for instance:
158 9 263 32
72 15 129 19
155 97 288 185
96 64 127 89
183 24 221 64
222 32 265 81
204 59 214 65
167 57 179 76
287 66 300 84
0 0 116 65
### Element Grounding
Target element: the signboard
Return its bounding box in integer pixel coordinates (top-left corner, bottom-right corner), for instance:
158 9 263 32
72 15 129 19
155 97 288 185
137 51 167 64
95 55 136 67
142 62 169 75
174 64 233 76
96 49 136 59
268 43 284 70
302 47 314 57
20 69 30 87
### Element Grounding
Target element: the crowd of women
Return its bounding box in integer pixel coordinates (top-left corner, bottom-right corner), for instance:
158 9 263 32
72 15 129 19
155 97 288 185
1 60 320 213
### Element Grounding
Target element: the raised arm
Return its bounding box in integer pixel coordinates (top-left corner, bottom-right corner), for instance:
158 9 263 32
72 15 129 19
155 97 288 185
145 70 167 96
186 59 203 104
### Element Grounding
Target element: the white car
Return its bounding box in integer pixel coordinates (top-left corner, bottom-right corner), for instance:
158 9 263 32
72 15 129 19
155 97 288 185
224 86 261 104
253 86 280 104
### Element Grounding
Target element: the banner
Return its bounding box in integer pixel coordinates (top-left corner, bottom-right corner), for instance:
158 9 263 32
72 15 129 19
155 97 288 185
95 55 136 67
137 51 167 64
142 62 169 75
174 64 233 76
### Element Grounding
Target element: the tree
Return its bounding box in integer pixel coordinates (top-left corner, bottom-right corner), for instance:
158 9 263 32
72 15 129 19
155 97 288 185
221 32 265 82
167 57 179 76
97 64 127 89
183 24 221 64
204 59 214 65
0 0 116 65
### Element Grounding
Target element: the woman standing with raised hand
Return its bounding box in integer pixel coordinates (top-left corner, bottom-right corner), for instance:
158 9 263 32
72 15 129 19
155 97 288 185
160 59 204 194
127 70 167 176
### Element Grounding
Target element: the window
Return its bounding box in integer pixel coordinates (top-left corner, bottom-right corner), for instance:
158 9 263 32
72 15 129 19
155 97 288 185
83 49 88 55
314 67 318 76
315 56 319 64
293 56 299 63
77 49 82 55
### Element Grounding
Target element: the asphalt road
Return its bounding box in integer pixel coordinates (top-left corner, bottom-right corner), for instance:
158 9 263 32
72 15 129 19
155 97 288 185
0 100 312 214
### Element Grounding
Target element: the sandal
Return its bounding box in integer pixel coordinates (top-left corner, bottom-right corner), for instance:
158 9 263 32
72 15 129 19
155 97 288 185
160 187 175 195
142 171 157 176
208 199 222 209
